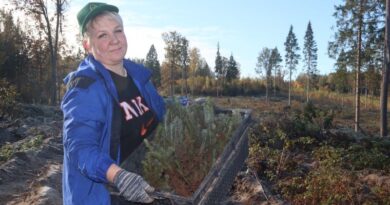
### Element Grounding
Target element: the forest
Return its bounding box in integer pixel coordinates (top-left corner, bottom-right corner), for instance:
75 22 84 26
0 0 390 204
0 0 388 134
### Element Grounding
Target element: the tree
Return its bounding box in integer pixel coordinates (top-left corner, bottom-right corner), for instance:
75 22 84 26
334 66 350 93
329 0 385 132
221 56 229 90
131 58 144 65
0 9 32 102
226 54 240 82
381 0 390 137
255 47 272 102
189 47 200 76
333 49 353 93
303 21 318 102
270 47 283 96
189 47 201 95
284 25 300 106
11 0 68 105
0 10 24 82
145 44 161 87
162 31 182 97
180 37 189 96
364 65 381 96
215 42 223 96
196 58 211 77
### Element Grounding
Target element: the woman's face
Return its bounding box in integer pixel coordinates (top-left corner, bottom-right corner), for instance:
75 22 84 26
84 14 127 68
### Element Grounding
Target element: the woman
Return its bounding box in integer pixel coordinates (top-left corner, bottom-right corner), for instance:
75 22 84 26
61 2 165 205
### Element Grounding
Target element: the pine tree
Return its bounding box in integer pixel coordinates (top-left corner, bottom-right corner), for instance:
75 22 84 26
381 0 390 137
329 0 385 132
215 43 223 96
226 54 239 82
334 55 350 94
284 25 300 106
270 47 283 96
145 44 161 87
303 21 318 102
255 47 272 102
197 58 211 77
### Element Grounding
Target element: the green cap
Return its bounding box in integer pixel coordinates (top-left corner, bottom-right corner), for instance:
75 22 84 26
77 2 119 34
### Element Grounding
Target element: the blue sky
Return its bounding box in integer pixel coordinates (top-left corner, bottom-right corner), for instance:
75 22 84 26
66 0 343 78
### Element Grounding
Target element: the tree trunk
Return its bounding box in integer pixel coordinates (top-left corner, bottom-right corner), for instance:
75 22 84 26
54 0 62 105
181 65 184 96
40 0 64 105
380 0 390 137
288 68 292 106
265 76 269 103
355 0 363 132
170 62 174 97
273 69 276 97
306 70 309 103
307 57 311 103
216 76 219 97
184 65 188 96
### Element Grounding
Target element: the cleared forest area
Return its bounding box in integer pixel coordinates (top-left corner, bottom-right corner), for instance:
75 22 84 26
214 96 390 205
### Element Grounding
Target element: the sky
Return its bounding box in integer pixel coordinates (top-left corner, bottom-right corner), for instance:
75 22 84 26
64 0 343 78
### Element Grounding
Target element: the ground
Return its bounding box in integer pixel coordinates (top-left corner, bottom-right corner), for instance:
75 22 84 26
0 94 387 204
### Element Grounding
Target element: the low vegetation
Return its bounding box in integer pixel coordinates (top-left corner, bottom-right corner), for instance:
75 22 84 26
0 134 44 164
247 101 390 204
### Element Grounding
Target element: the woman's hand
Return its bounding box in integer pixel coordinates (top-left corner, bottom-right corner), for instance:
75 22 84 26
113 169 155 203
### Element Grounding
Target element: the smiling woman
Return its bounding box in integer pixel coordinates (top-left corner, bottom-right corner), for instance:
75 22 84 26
61 2 166 205
83 11 128 75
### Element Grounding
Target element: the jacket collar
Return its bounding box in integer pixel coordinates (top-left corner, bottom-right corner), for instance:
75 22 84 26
85 55 152 84
63 55 153 102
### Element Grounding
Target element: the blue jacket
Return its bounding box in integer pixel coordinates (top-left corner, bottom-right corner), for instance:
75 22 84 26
61 55 165 205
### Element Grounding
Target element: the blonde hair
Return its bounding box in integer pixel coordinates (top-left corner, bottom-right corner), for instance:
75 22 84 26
82 11 123 40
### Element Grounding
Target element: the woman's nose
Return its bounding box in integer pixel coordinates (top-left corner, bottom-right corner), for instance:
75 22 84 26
110 34 119 44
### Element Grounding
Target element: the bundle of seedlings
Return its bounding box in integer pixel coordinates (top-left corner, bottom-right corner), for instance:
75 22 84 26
142 99 241 196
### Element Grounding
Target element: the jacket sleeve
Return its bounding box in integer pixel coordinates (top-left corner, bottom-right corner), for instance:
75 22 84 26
62 83 115 184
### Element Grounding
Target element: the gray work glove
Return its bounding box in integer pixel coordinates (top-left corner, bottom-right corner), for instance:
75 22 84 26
113 169 155 203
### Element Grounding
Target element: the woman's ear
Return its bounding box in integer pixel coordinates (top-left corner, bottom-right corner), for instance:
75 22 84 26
82 39 90 53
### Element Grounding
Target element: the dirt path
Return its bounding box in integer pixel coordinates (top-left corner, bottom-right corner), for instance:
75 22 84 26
0 105 63 205
1 143 63 204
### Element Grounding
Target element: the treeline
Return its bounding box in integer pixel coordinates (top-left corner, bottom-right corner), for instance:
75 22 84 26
0 0 388 127
0 7 82 105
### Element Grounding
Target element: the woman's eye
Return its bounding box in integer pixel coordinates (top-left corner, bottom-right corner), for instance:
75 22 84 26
98 34 107 39
115 29 123 33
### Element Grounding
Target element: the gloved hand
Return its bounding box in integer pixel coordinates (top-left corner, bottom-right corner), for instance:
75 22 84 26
113 169 155 203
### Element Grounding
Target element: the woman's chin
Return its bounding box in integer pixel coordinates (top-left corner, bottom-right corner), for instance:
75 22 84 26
111 51 126 59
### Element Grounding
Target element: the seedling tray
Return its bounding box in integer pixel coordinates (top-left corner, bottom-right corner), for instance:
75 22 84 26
150 108 252 205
